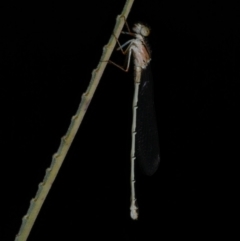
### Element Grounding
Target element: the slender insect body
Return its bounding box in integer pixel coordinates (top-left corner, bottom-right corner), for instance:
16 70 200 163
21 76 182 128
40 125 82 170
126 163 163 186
108 22 159 220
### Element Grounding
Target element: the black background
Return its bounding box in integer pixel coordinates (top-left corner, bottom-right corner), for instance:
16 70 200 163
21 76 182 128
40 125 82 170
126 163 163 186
1 1 238 240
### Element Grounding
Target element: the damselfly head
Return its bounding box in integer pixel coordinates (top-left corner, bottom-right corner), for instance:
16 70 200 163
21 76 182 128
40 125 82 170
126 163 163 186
132 23 150 37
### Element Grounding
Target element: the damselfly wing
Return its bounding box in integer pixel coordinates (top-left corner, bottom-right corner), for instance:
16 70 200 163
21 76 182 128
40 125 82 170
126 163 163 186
136 64 160 176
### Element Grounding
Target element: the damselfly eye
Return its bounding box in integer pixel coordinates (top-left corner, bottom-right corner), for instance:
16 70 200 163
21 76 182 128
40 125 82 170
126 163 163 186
140 26 150 37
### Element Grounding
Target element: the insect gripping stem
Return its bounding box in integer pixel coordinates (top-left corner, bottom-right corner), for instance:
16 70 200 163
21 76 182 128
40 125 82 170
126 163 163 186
107 21 153 220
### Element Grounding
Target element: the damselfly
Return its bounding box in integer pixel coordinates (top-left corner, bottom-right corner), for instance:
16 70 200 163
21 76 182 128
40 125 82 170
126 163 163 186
108 21 160 220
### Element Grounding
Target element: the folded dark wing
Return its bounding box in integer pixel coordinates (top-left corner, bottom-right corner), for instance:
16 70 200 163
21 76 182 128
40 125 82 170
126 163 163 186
135 65 160 176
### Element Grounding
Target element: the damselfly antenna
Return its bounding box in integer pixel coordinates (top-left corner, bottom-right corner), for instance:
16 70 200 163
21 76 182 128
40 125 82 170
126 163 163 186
107 20 160 220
